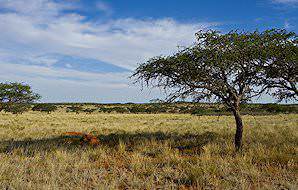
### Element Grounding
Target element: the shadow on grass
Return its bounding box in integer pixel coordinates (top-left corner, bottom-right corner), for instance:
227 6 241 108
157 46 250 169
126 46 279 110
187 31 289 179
0 131 219 156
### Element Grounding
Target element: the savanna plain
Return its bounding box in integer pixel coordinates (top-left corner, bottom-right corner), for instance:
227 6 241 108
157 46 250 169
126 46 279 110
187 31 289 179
0 111 297 189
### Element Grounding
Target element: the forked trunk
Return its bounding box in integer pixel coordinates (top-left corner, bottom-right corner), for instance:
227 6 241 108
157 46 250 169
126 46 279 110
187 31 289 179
232 109 243 151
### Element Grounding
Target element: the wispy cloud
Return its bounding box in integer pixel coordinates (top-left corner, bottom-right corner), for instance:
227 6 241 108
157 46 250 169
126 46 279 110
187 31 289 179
96 1 113 15
0 0 218 102
271 0 298 6
0 0 77 19
284 20 291 29
272 0 298 3
0 1 217 70
0 62 163 103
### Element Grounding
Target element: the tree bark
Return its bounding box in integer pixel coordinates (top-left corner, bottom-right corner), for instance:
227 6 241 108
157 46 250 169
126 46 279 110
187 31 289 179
232 109 243 151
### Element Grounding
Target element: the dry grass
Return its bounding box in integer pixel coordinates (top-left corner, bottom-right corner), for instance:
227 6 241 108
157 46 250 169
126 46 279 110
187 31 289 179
0 112 297 189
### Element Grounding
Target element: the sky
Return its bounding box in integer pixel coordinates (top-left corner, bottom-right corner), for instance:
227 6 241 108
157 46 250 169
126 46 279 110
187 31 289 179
0 0 297 103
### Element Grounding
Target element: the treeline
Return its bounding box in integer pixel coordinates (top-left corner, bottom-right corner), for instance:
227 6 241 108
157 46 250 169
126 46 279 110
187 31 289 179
20 102 298 115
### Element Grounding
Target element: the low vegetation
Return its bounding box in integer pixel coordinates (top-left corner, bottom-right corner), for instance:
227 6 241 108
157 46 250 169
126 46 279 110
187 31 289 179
0 111 297 189
32 104 58 114
29 102 298 115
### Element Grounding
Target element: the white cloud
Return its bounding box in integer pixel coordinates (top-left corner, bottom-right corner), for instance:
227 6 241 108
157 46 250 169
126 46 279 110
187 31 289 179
0 0 218 102
65 63 73 68
0 0 217 70
0 0 77 21
96 1 113 15
0 16 215 69
272 0 298 4
0 63 129 85
0 62 164 102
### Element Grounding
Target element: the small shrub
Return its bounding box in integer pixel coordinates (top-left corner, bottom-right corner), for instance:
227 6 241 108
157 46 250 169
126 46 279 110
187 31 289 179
98 107 111 113
32 104 58 113
66 106 83 114
191 107 209 115
82 108 97 114
145 105 167 113
128 105 147 113
179 106 191 113
3 103 30 114
261 103 285 113
111 107 129 113
98 107 129 113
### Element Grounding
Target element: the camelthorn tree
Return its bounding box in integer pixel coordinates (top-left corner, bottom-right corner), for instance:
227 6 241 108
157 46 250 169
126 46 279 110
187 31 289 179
132 29 297 150
0 82 41 114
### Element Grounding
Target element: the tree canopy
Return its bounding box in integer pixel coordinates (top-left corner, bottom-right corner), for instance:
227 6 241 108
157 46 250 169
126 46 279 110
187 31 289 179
0 82 41 114
261 30 297 101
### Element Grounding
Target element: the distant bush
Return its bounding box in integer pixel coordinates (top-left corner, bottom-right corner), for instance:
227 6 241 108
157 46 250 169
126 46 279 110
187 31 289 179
179 106 191 113
32 104 58 113
99 107 129 113
112 107 129 113
145 105 167 113
191 106 230 115
66 106 83 114
128 105 147 113
191 107 209 115
261 103 292 113
97 107 110 113
239 104 254 112
58 103 297 115
82 108 97 114
3 103 30 114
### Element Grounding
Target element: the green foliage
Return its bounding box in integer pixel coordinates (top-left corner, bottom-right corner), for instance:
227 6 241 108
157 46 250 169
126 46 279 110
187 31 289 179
66 106 83 114
260 103 297 113
178 106 192 113
191 105 229 115
59 103 298 115
190 107 208 115
32 104 58 113
97 107 111 113
127 105 167 113
99 107 129 113
0 82 40 114
261 30 297 101
3 103 30 114
128 105 148 113
145 104 167 113
82 108 97 114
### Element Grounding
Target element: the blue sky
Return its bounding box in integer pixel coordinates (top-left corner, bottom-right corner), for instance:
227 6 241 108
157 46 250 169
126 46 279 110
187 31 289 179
0 0 297 103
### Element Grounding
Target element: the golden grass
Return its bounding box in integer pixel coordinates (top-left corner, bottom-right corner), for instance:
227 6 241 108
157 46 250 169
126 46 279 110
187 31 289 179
0 112 297 189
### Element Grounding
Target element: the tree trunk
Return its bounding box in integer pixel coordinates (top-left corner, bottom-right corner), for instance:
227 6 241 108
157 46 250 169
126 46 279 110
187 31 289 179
232 109 243 151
